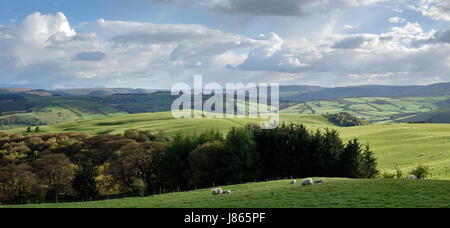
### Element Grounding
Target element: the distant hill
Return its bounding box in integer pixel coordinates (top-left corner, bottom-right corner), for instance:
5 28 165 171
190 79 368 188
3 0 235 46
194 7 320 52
279 83 450 102
50 88 165 96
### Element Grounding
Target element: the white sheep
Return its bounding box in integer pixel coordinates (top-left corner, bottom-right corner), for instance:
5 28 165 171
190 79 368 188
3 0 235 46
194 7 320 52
290 180 297 184
223 190 231 195
409 175 416 179
211 188 224 195
314 179 325 184
300 178 314 187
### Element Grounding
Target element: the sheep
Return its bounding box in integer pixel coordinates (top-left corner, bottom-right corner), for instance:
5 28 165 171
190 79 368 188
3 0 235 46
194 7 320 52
223 190 231 195
409 175 416 179
419 153 425 157
290 180 297 184
211 188 224 195
314 179 325 184
300 178 314 187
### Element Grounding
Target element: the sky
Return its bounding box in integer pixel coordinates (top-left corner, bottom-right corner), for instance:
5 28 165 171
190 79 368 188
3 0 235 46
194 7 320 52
0 0 449 89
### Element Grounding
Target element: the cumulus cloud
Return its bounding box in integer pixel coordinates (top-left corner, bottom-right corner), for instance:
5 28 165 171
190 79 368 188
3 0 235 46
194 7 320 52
0 10 449 88
332 34 377 49
0 12 261 88
414 29 450 45
389 16 406 23
202 0 314 16
409 0 450 21
201 0 388 17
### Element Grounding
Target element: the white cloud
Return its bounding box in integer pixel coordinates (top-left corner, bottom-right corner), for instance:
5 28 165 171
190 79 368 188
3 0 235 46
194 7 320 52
409 0 450 21
389 16 406 23
0 11 449 88
344 24 359 29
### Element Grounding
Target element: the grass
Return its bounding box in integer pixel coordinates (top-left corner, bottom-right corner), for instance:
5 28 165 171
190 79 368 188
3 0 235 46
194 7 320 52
5 112 334 136
339 123 450 178
3 178 449 208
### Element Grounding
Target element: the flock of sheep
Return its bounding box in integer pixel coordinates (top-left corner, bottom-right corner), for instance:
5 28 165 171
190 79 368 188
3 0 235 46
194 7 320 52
211 178 327 195
291 178 325 186
211 188 231 195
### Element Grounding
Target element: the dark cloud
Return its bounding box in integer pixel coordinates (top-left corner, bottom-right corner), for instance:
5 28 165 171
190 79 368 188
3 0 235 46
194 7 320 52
206 0 313 17
74 51 106 61
413 29 450 46
332 36 373 49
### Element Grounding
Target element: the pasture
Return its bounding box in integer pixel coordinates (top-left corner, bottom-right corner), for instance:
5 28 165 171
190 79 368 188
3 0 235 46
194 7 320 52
3 178 449 208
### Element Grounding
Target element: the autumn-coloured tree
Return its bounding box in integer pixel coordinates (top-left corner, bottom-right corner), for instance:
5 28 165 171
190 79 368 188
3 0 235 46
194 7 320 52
0 163 40 203
34 153 76 202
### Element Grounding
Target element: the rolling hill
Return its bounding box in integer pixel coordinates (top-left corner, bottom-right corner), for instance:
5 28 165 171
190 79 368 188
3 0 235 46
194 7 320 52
5 111 450 179
0 83 449 130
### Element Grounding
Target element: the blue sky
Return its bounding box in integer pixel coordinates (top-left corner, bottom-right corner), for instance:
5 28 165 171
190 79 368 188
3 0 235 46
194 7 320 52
0 0 449 89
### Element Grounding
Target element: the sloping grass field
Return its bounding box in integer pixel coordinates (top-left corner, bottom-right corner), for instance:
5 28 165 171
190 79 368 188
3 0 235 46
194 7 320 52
6 112 334 136
3 178 449 208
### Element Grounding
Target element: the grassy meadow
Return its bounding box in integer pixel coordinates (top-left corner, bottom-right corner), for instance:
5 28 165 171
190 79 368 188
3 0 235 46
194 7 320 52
3 178 449 208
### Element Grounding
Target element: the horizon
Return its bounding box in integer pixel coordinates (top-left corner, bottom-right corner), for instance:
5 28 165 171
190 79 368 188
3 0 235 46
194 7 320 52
1 81 450 91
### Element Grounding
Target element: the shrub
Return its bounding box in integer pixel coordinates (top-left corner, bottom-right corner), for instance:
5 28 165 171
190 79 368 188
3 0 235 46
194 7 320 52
411 165 430 179
382 172 396 179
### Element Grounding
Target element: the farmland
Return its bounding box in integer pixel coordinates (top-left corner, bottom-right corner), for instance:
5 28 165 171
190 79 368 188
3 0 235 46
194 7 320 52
281 96 450 123
3 178 449 208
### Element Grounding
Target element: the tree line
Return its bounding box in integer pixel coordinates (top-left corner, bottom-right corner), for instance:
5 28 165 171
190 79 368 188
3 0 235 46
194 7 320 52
0 124 378 204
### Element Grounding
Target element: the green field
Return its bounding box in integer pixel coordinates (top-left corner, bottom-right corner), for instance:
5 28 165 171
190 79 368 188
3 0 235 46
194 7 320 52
3 178 449 208
5 111 450 179
6 112 333 136
281 96 450 123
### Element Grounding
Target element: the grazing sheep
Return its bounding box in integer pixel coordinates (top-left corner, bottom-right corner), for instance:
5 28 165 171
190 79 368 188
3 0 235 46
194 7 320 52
290 180 297 184
419 153 425 157
300 178 314 187
409 175 416 179
223 190 231 195
211 188 224 195
314 179 325 184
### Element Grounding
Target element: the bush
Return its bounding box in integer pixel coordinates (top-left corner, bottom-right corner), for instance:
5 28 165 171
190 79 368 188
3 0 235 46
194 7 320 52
411 165 430 179
382 172 396 179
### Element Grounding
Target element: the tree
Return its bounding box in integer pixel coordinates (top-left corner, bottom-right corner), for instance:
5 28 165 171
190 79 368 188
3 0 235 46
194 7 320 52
106 142 166 194
34 153 76 202
340 139 363 178
0 163 40 204
222 127 260 184
359 144 379 178
187 141 224 187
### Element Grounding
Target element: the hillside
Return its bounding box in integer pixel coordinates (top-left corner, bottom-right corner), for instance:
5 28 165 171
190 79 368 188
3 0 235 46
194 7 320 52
280 83 450 102
281 96 450 123
6 113 334 135
3 178 449 208
0 92 178 130
0 83 449 130
5 111 450 178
